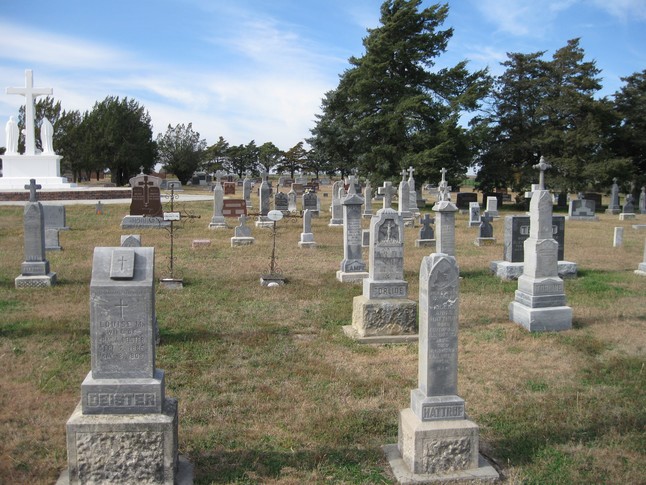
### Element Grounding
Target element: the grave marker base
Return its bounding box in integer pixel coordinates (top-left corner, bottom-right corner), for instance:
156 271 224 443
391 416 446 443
415 239 436 248
60 398 193 485
15 273 56 288
231 237 255 247
160 278 184 290
342 325 418 344
351 296 417 338
336 270 369 283
474 237 496 247
490 261 577 280
120 216 169 229
509 301 572 332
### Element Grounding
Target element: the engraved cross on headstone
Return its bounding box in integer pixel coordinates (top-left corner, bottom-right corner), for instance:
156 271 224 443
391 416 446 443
378 181 396 209
6 70 52 156
533 156 551 190
138 176 154 207
115 299 128 319
24 179 42 202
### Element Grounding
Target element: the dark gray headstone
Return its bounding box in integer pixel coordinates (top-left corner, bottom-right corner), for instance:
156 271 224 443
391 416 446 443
504 215 565 262
455 192 478 211
43 205 68 230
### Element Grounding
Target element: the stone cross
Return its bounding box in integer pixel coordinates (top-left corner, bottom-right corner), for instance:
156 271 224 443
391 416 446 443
238 214 249 226
24 179 42 202
6 70 52 156
438 167 450 201
533 156 551 190
139 165 144 174
420 213 434 231
378 181 396 209
408 166 415 180
401 169 408 181
215 170 227 184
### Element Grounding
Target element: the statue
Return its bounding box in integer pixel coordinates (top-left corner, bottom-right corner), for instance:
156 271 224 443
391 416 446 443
5 116 19 154
41 117 54 154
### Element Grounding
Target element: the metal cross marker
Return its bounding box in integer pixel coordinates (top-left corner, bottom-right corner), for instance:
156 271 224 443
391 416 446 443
533 156 551 190
115 299 128 319
6 70 52 155
378 181 396 209
24 179 42 202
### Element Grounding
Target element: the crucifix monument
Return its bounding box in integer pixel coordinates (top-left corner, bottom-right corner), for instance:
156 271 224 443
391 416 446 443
2 69 75 189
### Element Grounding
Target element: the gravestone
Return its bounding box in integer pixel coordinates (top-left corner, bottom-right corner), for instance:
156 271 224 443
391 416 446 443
208 171 228 229
243 171 252 209
274 192 289 213
60 247 192 484
433 168 458 257
231 214 255 247
415 214 435 248
345 198 417 342
302 191 319 216
298 209 317 248
121 174 168 229
121 234 142 247
619 194 636 220
407 166 420 216
613 227 623 247
567 197 598 221
639 187 646 214
363 181 373 219
482 192 503 209
223 181 236 195
583 192 602 208
509 189 572 331
43 205 69 230
490 215 576 280
468 202 480 227
292 183 304 195
328 180 344 226
384 253 498 482
222 199 247 218
337 179 368 282
362 229 370 248
606 178 621 214
256 172 273 228
45 228 62 251
485 196 499 218
288 188 298 213
398 169 414 225
456 192 478 214
474 212 495 246
635 238 646 276
16 179 57 288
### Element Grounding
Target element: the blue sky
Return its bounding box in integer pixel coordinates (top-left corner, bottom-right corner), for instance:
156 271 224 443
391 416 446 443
1 0 645 151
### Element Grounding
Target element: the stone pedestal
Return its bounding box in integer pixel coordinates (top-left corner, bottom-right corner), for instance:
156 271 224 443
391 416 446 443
0 154 75 189
509 299 573 332
160 278 184 289
60 399 190 485
255 216 274 228
619 213 636 221
231 236 255 247
490 260 577 280
349 295 417 338
15 272 57 288
208 216 228 229
415 239 435 248
298 233 316 248
121 216 169 229
474 237 495 246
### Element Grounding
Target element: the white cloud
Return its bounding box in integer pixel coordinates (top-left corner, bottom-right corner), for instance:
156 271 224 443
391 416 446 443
591 0 646 21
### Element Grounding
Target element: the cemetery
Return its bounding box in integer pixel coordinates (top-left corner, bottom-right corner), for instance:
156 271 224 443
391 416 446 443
0 179 644 484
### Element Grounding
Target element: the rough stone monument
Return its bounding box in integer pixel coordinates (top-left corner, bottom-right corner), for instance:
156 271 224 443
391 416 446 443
231 214 255 247
384 253 498 482
433 168 458 257
415 213 435 248
337 178 368 282
345 182 417 342
2 70 75 189
208 171 228 229
298 209 317 248
15 179 57 288
509 165 573 331
606 178 621 214
59 247 192 484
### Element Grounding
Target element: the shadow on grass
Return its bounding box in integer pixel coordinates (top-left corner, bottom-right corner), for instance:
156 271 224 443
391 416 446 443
190 446 392 484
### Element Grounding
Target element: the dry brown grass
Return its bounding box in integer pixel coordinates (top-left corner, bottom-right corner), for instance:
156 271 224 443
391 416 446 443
0 186 644 484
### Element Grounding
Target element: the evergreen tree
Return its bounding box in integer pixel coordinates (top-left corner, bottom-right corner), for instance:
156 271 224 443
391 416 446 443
257 141 283 174
156 123 207 184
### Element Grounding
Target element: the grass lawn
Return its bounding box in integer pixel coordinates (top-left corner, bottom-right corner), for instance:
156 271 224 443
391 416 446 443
0 185 644 484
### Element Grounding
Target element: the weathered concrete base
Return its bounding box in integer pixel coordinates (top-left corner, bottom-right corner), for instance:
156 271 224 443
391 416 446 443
328 221 343 227
383 444 498 484
490 260 577 280
619 213 636 220
61 398 191 485
509 301 572 332
351 295 417 337
15 272 57 288
208 220 228 229
231 237 255 247
336 270 369 283
632 225 646 231
474 237 495 247
342 325 418 344
387 408 498 483
255 217 274 228
635 262 646 276
298 240 317 248
415 239 436 248
160 278 184 289
565 215 599 221
260 274 286 286
120 216 169 229
605 208 621 215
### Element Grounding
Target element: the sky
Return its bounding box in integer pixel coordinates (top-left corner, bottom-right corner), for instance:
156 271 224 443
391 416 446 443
1 0 645 152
